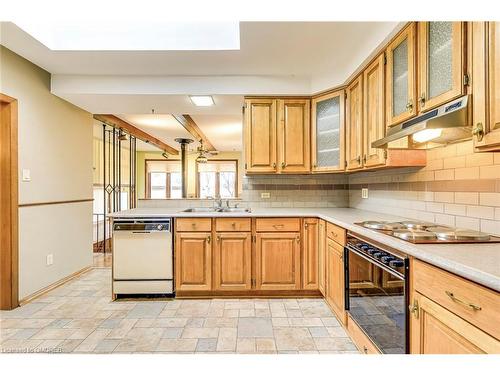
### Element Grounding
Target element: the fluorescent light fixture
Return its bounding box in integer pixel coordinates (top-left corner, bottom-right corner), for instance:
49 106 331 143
190 96 215 107
14 21 240 51
412 128 443 143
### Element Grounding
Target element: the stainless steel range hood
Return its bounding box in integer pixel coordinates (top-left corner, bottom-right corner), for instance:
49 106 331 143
372 95 471 149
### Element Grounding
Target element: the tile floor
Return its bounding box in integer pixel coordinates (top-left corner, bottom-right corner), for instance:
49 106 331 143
0 268 358 354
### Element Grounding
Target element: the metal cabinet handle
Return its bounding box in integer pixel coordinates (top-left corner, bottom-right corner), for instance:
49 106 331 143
406 100 413 111
418 94 426 107
231 222 236 228
363 155 367 164
281 162 286 168
409 299 419 319
356 156 361 164
273 224 284 229
304 223 309 229
207 236 211 244
216 235 220 242
331 231 337 237
472 123 484 142
363 346 368 354
296 236 300 243
272 162 276 168
445 291 482 311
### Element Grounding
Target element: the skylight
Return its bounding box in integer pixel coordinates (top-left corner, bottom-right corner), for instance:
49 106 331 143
15 21 240 51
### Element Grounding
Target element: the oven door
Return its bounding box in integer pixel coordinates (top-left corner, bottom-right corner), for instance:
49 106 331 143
345 245 408 354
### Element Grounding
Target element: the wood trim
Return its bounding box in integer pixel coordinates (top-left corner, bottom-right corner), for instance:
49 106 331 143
19 266 92 306
1 93 18 310
18 198 93 208
173 114 216 151
94 114 178 155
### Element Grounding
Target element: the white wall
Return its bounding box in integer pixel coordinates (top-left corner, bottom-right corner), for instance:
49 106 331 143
0 46 93 299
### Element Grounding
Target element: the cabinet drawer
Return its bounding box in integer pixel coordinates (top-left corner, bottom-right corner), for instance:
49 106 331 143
347 314 380 354
255 218 300 232
326 222 346 245
176 218 212 232
413 259 500 340
215 218 251 232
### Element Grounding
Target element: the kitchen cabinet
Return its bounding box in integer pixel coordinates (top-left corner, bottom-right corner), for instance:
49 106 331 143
244 98 310 174
363 53 386 168
278 99 311 173
386 22 417 127
410 292 499 354
325 238 345 322
417 22 466 112
175 232 212 291
213 232 252 291
255 232 301 290
302 218 319 290
318 219 326 296
311 90 345 172
346 75 364 170
244 99 277 173
472 21 500 151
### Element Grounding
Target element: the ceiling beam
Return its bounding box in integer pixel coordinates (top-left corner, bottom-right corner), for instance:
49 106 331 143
93 114 179 155
173 114 216 151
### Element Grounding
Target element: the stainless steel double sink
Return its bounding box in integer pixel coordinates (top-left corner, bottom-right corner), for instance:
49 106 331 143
181 207 251 213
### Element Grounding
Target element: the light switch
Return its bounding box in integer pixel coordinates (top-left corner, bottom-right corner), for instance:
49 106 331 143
22 169 31 182
361 188 369 199
261 192 271 199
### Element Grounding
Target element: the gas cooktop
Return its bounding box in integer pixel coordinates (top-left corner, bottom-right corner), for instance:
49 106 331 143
356 220 500 244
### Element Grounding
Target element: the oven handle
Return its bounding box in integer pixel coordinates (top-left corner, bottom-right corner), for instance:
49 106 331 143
345 244 405 280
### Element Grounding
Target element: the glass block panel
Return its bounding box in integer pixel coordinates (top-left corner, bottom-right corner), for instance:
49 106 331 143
315 96 341 168
428 22 453 99
392 38 408 117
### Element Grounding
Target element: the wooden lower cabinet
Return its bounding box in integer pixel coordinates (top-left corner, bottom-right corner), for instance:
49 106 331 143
318 220 326 296
410 292 500 354
175 232 212 291
213 232 252 291
325 239 345 322
255 232 301 290
302 218 319 290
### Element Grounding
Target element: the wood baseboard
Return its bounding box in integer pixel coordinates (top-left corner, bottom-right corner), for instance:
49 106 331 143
175 289 322 299
18 266 92 306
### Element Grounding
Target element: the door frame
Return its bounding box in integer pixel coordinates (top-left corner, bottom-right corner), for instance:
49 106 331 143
0 93 19 310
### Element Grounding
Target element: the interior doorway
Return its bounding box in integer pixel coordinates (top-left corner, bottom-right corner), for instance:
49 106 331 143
0 93 19 310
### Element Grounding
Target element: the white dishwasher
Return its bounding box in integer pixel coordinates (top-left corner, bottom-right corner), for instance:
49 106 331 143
112 218 173 296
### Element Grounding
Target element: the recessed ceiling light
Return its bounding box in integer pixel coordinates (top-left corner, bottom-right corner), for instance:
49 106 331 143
190 96 215 107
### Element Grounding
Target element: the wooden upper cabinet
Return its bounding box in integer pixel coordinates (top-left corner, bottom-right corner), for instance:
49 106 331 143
472 22 500 151
410 292 500 354
255 232 301 290
386 22 417 127
311 90 345 173
244 99 277 173
363 54 386 168
417 22 466 112
302 218 319 290
278 99 311 173
346 75 364 170
175 232 212 291
213 232 252 291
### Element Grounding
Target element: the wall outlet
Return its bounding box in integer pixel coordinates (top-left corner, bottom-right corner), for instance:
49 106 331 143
261 192 271 199
361 188 369 199
22 169 31 182
46 254 53 266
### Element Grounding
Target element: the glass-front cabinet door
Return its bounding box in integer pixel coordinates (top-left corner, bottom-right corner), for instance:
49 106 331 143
386 22 416 127
418 21 465 112
311 90 345 172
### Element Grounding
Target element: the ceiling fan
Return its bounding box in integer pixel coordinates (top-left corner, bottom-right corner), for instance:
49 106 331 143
189 139 218 163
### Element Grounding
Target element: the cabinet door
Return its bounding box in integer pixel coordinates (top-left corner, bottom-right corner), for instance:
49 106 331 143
278 99 311 173
363 54 386 168
214 232 252 291
244 99 277 173
302 218 319 290
473 22 500 151
410 292 500 354
418 22 465 112
346 75 364 170
311 90 345 172
386 22 417 127
255 232 301 290
175 232 212 291
318 220 326 296
326 239 345 320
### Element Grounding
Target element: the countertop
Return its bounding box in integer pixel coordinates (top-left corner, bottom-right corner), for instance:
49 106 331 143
110 207 500 292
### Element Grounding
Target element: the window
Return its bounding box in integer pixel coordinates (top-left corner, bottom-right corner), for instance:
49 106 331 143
197 160 237 198
145 160 182 199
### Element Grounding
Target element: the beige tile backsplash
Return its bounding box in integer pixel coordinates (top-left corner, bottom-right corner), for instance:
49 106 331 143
349 140 500 235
